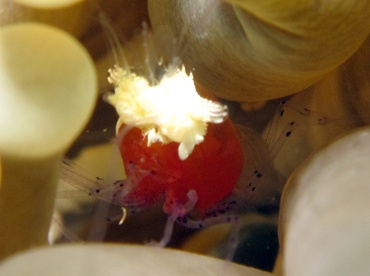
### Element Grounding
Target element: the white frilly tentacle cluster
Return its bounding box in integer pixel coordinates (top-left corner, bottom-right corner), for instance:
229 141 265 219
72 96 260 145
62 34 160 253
107 65 227 160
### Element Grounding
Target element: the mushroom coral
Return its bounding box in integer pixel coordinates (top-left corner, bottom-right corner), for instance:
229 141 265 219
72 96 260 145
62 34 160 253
0 22 97 259
148 0 369 103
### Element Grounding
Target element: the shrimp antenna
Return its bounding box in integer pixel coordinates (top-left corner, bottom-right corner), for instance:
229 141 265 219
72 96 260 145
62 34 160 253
98 12 131 72
141 21 157 85
174 0 221 62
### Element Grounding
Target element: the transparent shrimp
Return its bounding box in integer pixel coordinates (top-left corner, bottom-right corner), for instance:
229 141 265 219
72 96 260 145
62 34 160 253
53 1 368 260
55 90 362 246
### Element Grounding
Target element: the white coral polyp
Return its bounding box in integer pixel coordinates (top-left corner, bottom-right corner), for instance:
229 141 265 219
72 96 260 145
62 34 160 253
107 65 228 160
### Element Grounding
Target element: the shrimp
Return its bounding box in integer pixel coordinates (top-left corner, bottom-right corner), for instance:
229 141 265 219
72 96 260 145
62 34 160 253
56 3 368 258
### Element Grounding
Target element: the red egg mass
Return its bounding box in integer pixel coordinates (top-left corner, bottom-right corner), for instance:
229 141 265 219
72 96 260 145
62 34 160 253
119 115 243 217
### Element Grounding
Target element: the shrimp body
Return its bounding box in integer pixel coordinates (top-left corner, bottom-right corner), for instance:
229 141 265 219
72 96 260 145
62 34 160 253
107 64 243 217
120 117 243 216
